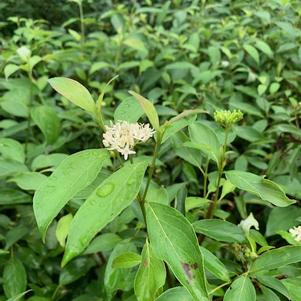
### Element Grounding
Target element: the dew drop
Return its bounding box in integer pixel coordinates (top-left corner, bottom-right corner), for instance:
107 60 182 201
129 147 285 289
127 178 136 186
96 182 114 197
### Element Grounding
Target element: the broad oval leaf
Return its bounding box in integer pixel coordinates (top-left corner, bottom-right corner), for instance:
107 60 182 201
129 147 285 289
134 240 166 301
146 202 209 301
225 170 295 207
129 90 160 130
33 149 110 240
62 161 148 266
193 219 245 243
188 122 220 164
250 246 301 274
48 77 95 113
224 276 256 301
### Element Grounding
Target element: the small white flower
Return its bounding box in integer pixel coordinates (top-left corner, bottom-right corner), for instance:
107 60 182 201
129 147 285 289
102 121 155 160
289 226 301 242
239 213 259 234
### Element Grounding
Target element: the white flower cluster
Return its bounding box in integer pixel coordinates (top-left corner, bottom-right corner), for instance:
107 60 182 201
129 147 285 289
289 226 301 242
102 121 155 160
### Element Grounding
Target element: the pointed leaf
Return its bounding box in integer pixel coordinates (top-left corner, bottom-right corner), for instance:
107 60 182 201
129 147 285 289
257 275 289 298
193 219 245 243
200 247 230 282
31 105 61 144
63 161 148 266
104 242 137 296
4 64 19 79
112 252 141 269
146 202 208 301
188 122 220 164
250 246 301 274
114 96 144 123
33 149 109 240
134 240 166 301
226 170 295 207
243 44 260 64
129 91 160 130
56 214 73 247
48 77 95 113
224 276 256 301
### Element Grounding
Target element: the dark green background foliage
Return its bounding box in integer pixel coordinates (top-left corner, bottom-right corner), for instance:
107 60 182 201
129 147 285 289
0 0 301 300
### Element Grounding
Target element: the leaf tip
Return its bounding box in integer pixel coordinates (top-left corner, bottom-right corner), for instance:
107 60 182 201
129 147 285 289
61 250 76 267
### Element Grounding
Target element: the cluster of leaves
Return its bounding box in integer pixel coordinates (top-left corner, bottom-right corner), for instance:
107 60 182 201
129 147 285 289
0 0 301 300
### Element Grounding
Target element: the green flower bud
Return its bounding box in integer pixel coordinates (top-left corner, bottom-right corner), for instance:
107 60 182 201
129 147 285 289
214 109 243 128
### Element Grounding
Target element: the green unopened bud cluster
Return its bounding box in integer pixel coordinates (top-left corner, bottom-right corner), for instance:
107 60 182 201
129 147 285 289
214 109 243 128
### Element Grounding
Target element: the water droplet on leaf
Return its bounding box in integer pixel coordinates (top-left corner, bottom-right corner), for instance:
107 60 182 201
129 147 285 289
96 182 114 197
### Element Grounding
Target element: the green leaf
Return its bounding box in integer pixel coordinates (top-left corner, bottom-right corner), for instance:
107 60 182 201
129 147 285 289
255 39 273 58
59 257 94 285
187 122 220 164
89 61 111 74
4 64 19 79
0 159 28 178
185 197 209 212
33 149 109 240
225 170 295 207
269 82 280 94
266 206 301 236
193 219 245 243
104 242 137 297
31 153 68 170
282 278 301 301
156 287 194 301
0 188 31 205
7 290 32 301
31 106 61 145
250 246 301 274
3 257 27 298
112 252 141 269
256 275 289 299
56 214 73 247
9 172 47 191
62 161 148 266
83 233 122 254
224 276 256 301
243 44 260 64
114 96 144 123
128 91 160 130
261 286 281 301
48 77 95 113
146 202 208 301
200 247 230 282
134 240 166 301
0 138 25 163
